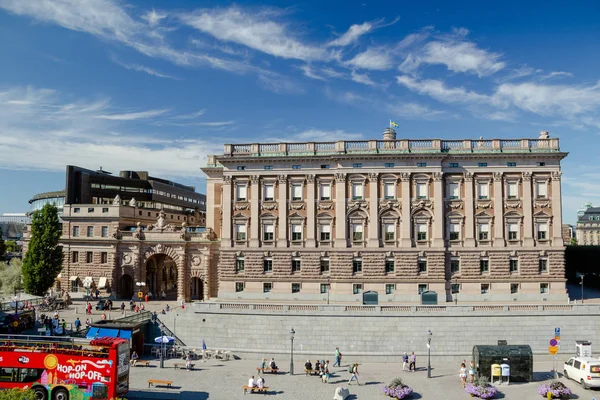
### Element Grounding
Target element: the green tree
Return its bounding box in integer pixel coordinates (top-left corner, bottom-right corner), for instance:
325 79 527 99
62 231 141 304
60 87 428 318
0 388 36 400
5 240 20 253
22 203 63 296
0 259 24 296
0 227 6 260
570 237 578 246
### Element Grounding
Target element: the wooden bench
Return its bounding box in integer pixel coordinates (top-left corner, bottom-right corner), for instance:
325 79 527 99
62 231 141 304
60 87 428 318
257 367 278 374
136 361 150 367
243 386 269 394
147 379 174 388
305 369 319 376
173 363 195 370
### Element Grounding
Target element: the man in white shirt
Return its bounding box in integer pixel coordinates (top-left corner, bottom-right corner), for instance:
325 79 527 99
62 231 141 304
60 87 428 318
256 376 265 388
248 376 256 388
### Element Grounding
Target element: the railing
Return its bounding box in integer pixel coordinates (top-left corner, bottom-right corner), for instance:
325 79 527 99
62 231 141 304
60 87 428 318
113 310 153 323
155 316 186 347
223 138 560 157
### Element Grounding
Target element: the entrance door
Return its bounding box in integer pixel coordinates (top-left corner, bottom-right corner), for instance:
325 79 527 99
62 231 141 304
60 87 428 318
119 274 134 299
190 277 203 300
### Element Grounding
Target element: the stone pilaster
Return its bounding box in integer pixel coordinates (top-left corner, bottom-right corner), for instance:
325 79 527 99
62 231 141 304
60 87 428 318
522 172 534 246
551 172 563 244
277 175 288 247
334 173 347 247
222 176 232 247
493 172 505 247
368 173 379 247
177 255 188 302
432 172 444 247
464 173 475 247
306 175 316 247
250 175 260 247
400 173 412 247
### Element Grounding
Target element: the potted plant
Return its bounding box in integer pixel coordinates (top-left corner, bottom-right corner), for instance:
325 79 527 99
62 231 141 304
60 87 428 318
465 376 499 399
382 377 414 399
537 381 572 399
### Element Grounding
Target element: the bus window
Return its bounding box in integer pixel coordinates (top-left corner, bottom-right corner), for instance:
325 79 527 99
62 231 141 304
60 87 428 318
0 368 18 382
18 368 44 383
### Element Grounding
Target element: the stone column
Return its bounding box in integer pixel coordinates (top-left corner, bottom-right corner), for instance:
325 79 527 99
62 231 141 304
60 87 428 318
551 171 563 244
400 173 412 247
277 175 288 247
306 175 316 247
368 173 379 247
522 172 534 246
335 173 347 247
222 176 232 247
464 173 475 247
177 255 189 302
432 172 444 247
250 175 260 247
493 172 505 247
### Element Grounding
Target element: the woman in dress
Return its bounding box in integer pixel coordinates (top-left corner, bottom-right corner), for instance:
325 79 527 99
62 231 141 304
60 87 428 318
469 360 476 383
459 362 467 388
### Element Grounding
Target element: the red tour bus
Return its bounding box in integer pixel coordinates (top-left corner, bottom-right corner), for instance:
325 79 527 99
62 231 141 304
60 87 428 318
0 334 130 400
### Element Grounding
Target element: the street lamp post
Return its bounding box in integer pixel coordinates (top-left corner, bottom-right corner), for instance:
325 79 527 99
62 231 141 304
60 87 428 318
289 328 295 376
580 274 585 304
135 281 146 302
327 278 331 305
427 329 433 378
453 278 458 305
159 324 165 369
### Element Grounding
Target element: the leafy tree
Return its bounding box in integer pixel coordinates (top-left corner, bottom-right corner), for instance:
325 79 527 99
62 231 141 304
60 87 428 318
0 259 24 296
0 227 6 260
22 204 63 296
5 240 20 253
0 388 36 400
570 237 578 246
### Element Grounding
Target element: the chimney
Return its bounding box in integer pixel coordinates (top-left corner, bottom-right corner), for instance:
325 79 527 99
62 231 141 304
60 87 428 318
383 127 397 141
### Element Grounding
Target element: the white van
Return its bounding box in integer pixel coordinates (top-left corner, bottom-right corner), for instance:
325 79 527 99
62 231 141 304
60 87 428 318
564 356 600 389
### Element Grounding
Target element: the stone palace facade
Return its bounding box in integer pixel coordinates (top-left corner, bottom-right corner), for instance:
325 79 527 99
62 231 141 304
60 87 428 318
202 128 568 302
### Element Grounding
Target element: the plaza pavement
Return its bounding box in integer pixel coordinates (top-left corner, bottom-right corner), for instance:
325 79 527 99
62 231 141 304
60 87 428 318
20 295 600 399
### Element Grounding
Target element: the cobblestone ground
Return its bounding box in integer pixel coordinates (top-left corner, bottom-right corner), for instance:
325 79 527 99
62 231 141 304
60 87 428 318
127 357 598 400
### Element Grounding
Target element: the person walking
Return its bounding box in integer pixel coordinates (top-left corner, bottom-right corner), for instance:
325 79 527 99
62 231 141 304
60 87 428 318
120 302 125 314
74 317 81 332
459 362 468 388
334 347 342 367
348 363 360 385
469 360 476 383
161 290 167 301
409 352 416 372
402 352 409 371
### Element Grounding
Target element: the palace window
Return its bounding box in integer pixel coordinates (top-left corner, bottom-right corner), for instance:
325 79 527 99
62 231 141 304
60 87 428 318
507 162 517 167
291 184 303 201
320 184 331 201
263 258 273 273
352 163 363 168
353 284 363 294
236 166 246 171
384 223 395 241
418 284 428 294
418 258 427 273
236 185 247 201
292 165 302 170
477 183 489 200
507 182 518 199
478 162 488 167
511 283 519 294
385 284 395 294
416 182 427 199
263 283 272 293
235 257 245 273
263 184 274 201
540 283 549 294
72 251 79 263
537 222 548 240
291 224 303 241
384 182 395 200
417 162 427 167
72 226 79 237
320 283 329 293
417 224 427 241
101 252 108 264
236 282 244 292
449 163 459 168
385 258 395 273
537 162 546 167
263 224 274 242
539 258 548 273
448 182 459 200
320 257 330 273
384 163 394 168
352 258 362 274
480 258 489 273
481 284 490 294
352 224 363 242
86 252 93 263
351 182 364 200
235 224 246 241
292 283 301 293
87 226 94 237
478 223 489 241
101 226 108 237
320 224 331 241
449 223 460 241
450 257 460 273
510 258 518 273
292 258 301 273
451 283 460 294
508 223 518 240
536 181 548 199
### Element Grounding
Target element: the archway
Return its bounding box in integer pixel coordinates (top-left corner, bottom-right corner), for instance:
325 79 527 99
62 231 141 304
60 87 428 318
119 274 134 299
144 254 178 300
190 277 204 300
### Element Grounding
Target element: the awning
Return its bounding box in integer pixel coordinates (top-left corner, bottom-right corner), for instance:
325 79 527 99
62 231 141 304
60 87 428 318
57 273 62 279
84 276 93 282
118 330 132 340
97 328 119 338
98 277 107 289
69 276 78 281
86 327 99 339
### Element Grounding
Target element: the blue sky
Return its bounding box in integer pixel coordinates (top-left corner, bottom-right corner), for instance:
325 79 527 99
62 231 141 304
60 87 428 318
0 0 599 224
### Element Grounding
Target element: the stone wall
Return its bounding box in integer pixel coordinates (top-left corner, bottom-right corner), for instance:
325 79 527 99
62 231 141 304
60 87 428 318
162 303 600 363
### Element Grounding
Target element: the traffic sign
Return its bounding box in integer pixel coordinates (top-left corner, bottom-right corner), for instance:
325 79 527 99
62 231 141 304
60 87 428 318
555 327 560 336
549 346 559 355
550 338 558 347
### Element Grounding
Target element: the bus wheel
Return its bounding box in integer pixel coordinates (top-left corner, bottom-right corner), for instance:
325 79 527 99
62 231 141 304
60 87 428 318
33 387 47 400
53 388 69 400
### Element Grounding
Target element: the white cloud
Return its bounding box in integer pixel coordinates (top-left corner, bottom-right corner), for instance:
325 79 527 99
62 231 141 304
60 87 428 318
400 39 505 77
347 47 394 70
0 86 223 177
328 22 373 47
110 57 179 79
96 109 170 121
386 102 447 119
141 9 167 27
266 129 365 143
171 109 206 120
396 75 490 104
179 7 328 61
299 64 326 81
540 71 574 81
350 71 376 86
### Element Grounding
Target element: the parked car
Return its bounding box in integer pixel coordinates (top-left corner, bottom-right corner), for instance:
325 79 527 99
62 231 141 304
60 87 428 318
564 356 600 389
